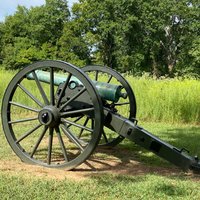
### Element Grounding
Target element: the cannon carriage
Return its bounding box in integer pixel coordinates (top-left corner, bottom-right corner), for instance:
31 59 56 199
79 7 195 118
1 60 200 172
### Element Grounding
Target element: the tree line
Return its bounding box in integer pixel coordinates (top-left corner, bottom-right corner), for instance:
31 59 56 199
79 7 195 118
0 0 199 77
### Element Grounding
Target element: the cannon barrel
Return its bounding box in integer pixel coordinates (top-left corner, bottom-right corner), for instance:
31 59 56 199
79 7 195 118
27 70 127 102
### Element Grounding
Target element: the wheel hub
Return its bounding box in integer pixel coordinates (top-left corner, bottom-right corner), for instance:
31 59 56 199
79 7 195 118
38 106 60 127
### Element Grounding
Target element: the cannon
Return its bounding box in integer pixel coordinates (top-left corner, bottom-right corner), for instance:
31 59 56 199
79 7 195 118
1 60 200 171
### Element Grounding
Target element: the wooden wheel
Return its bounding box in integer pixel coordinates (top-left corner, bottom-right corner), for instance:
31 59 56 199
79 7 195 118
82 65 137 147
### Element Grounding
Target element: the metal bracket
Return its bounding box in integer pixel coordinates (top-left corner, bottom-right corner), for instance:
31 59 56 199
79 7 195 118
174 147 190 154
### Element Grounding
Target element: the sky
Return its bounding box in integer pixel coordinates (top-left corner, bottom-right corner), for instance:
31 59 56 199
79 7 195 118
0 0 79 22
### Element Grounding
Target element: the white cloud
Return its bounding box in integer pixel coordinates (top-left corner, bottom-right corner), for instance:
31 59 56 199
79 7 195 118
0 0 79 22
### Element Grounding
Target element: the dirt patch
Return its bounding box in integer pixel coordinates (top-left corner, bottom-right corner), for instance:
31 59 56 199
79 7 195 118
0 159 178 181
0 148 199 181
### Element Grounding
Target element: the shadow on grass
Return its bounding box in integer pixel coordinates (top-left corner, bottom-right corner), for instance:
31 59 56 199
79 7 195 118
76 126 200 198
161 126 200 156
74 125 200 178
2 121 200 181
153 182 188 197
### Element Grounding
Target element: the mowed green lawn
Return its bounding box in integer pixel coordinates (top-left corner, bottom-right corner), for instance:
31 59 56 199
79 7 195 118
1 121 200 200
1 69 200 199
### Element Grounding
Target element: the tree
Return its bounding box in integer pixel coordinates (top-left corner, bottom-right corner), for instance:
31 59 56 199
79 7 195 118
58 21 91 66
1 0 199 75
1 6 32 69
28 0 70 46
174 1 200 74
137 0 200 76
71 0 200 76
71 0 119 68
189 38 200 69
1 0 70 69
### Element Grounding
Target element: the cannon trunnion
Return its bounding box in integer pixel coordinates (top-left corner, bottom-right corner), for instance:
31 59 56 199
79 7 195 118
1 60 200 172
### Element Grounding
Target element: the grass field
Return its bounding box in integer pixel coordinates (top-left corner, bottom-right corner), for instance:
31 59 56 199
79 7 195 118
1 121 200 199
0 171 200 200
1 69 200 199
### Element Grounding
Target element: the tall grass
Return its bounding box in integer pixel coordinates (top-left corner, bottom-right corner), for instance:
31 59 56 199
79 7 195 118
1 69 200 124
0 69 15 101
127 75 200 123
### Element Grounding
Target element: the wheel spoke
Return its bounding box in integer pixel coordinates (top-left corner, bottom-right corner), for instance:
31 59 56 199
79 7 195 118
56 73 72 107
107 75 113 83
67 116 84 129
61 125 84 151
95 71 99 81
32 71 50 105
18 84 43 107
9 117 38 124
47 127 54 165
114 102 130 106
30 126 48 158
102 129 108 143
91 119 94 129
50 68 55 105
60 107 94 117
62 118 93 132
9 101 40 113
55 127 69 162
59 87 86 111
16 124 42 143
78 117 90 138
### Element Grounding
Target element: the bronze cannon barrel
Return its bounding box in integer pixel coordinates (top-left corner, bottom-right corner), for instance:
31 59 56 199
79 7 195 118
27 70 127 102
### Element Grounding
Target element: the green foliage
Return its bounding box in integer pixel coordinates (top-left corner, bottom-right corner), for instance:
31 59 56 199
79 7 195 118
189 38 200 67
70 0 199 76
2 37 46 69
0 0 71 69
28 0 69 45
57 21 91 66
0 0 199 75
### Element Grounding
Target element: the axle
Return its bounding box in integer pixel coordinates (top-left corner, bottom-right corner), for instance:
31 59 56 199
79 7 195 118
104 108 200 172
27 70 127 102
